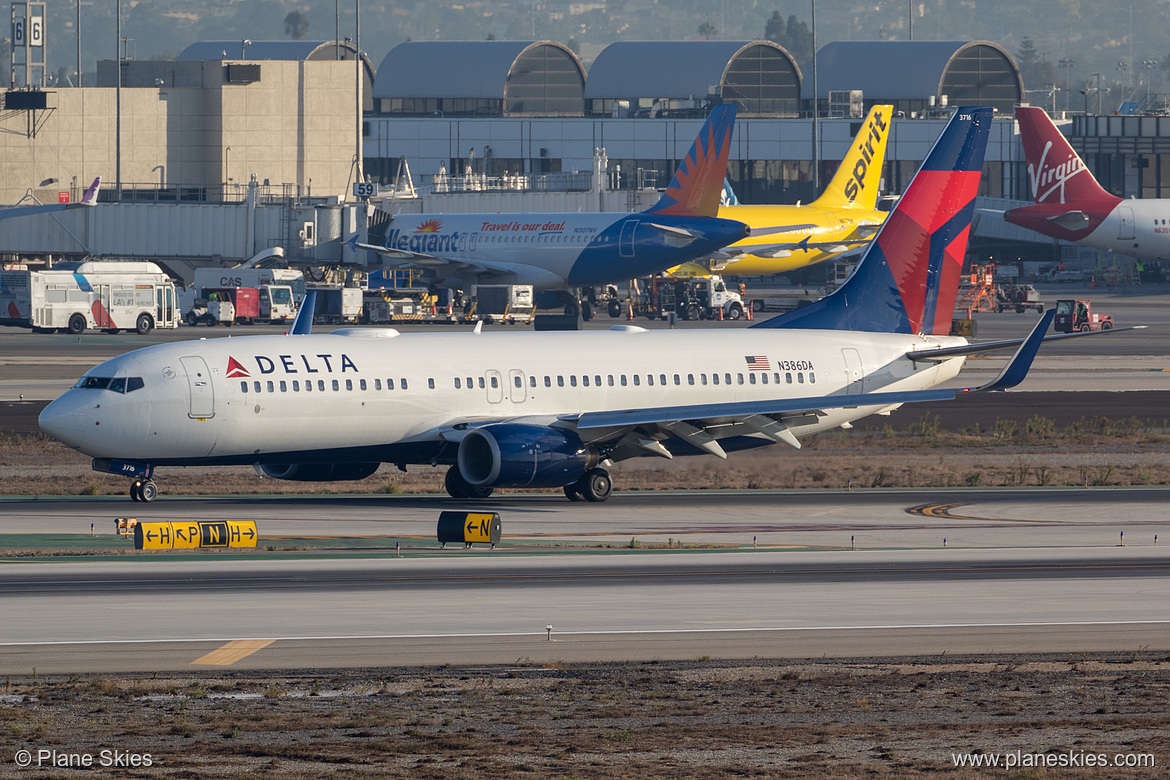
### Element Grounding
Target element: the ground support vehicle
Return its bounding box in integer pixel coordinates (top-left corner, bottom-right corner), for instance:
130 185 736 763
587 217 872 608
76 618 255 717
1054 299 1113 332
467 284 535 324
0 260 180 334
187 287 260 326
309 286 363 325
996 283 1044 313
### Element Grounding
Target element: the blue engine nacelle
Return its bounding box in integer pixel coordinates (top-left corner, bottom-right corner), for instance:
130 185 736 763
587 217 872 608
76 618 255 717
457 424 598 488
259 462 380 482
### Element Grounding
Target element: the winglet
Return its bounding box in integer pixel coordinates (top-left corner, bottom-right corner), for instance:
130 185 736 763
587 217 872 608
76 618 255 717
290 290 316 335
644 104 736 218
961 309 1055 393
80 176 101 206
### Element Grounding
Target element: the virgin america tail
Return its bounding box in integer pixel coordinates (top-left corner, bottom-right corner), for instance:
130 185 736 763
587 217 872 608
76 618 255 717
1003 107 1170 261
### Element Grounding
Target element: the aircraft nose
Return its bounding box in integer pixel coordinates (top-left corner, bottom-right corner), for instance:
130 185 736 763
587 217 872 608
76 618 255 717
38 393 90 449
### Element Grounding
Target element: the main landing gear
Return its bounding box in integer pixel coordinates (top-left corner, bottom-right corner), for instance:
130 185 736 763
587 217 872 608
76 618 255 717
444 466 494 500
130 479 158 502
562 468 613 503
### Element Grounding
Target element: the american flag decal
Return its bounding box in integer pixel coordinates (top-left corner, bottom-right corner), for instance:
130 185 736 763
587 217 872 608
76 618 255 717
744 355 770 371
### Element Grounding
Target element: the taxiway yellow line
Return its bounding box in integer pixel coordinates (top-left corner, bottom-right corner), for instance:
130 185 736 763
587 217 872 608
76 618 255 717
191 639 274 666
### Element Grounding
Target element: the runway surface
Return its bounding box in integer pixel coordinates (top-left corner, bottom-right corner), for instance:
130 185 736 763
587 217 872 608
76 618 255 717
1 489 1168 674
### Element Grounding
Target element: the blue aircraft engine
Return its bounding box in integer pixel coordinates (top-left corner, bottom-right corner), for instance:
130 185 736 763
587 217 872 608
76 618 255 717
259 462 381 482
457 424 598 488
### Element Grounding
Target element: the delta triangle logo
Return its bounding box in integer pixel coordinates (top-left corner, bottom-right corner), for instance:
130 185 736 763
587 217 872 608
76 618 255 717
226 356 250 378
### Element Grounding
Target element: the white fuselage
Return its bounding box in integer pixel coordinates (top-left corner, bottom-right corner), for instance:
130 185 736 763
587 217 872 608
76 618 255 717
1084 200 1170 261
40 327 967 466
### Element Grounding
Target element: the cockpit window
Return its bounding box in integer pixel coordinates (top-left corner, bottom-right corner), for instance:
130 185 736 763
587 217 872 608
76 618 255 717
74 376 144 393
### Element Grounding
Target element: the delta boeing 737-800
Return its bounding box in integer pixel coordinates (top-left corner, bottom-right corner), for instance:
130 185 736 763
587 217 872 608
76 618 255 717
359 105 748 317
39 108 1130 503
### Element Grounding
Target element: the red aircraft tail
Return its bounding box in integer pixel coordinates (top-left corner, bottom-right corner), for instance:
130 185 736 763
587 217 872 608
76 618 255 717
1017 107 1113 205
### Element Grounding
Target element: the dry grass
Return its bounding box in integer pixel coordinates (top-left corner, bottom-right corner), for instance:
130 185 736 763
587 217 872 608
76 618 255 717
3 413 1170 496
3 655 1167 777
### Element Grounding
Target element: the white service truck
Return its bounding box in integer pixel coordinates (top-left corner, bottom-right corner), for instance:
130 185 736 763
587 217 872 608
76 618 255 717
190 267 302 324
0 260 180 334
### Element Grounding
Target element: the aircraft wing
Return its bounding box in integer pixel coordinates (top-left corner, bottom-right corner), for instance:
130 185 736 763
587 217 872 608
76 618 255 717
563 310 1056 459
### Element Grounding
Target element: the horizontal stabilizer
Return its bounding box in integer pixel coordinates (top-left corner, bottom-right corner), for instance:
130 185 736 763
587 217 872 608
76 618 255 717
1047 210 1091 229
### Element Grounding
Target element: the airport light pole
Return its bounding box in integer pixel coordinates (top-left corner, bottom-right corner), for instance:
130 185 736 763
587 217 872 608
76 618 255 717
1058 58 1074 114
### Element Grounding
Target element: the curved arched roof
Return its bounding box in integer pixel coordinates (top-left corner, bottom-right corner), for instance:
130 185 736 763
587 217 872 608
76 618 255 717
802 41 1022 113
585 41 802 115
373 41 585 99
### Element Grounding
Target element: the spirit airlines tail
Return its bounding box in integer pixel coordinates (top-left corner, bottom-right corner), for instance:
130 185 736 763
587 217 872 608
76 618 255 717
360 105 748 292
42 107 1080 504
708 104 893 275
1003 107 1170 260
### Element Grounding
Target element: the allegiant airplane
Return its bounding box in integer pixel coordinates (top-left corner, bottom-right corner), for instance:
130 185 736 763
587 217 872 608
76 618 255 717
39 107 1132 503
706 104 894 275
359 105 748 306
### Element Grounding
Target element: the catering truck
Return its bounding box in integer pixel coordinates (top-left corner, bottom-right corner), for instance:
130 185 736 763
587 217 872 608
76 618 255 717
0 260 180 334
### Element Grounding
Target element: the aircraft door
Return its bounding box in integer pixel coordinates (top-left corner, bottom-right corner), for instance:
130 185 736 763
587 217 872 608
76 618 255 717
508 369 527 403
620 219 638 258
485 370 503 403
841 348 864 394
180 355 216 419
1118 206 1135 240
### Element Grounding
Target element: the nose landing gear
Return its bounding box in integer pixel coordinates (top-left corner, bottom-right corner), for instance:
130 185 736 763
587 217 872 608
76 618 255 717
130 479 158 502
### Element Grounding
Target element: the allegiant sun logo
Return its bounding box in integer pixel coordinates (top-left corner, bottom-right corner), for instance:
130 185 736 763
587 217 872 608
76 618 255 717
416 218 443 233
226 357 250 378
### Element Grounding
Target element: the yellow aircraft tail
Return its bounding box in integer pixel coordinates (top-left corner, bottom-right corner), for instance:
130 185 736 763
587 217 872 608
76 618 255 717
811 104 893 211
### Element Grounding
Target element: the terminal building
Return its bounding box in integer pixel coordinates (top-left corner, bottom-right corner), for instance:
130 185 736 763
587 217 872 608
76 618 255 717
0 32 1164 278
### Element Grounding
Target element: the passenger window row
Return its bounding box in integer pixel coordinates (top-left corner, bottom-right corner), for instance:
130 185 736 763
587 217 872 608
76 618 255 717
239 371 818 395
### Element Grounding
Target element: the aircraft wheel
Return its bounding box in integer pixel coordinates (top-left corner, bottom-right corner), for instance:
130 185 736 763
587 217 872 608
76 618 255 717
444 466 471 499
580 468 613 503
136 313 154 335
130 480 143 502
140 480 158 502
469 485 494 499
607 300 623 318
563 482 585 502
68 314 86 335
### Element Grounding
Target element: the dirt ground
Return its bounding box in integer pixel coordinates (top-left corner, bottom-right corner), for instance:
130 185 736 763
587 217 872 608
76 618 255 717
0 655 1166 778
3 411 1169 497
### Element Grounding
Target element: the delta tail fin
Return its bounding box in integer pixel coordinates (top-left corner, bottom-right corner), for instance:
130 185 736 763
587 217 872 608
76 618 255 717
644 104 736 218
1017 106 1113 205
811 104 893 210
754 107 992 335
